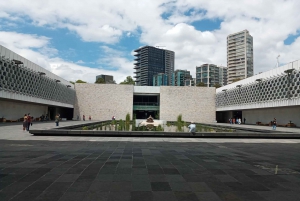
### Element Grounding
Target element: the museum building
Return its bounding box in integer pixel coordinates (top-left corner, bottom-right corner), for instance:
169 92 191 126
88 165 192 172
0 45 215 123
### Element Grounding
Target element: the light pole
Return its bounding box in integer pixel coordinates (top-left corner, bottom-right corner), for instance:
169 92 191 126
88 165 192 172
276 55 280 68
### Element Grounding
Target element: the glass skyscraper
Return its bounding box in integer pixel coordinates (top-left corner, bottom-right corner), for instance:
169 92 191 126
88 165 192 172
133 46 174 86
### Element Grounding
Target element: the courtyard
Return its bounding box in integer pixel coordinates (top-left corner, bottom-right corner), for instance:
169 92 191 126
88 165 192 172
0 122 300 201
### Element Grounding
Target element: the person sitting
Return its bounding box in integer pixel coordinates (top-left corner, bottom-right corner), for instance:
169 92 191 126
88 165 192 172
188 121 196 135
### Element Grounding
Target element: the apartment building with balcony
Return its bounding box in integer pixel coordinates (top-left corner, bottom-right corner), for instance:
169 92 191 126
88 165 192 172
196 64 226 87
172 69 192 86
219 66 228 86
227 30 253 84
133 46 175 86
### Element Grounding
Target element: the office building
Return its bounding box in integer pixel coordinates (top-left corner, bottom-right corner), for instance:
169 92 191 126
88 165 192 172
153 73 168 86
196 64 224 87
227 30 253 84
219 66 228 86
96 74 114 84
172 70 192 86
133 46 175 86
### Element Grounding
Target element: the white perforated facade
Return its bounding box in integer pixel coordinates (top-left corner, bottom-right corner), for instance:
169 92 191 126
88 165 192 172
216 60 300 126
0 45 75 120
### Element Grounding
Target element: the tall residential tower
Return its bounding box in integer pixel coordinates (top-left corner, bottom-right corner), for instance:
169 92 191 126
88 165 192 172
133 46 175 86
227 30 253 84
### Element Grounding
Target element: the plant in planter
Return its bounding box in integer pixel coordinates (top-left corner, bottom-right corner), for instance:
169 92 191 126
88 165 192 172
0 116 6 122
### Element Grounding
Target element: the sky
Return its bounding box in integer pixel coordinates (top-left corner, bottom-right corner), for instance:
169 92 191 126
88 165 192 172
0 0 300 84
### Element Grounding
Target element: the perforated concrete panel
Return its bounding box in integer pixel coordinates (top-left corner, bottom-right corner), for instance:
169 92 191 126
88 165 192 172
0 56 75 105
216 70 300 107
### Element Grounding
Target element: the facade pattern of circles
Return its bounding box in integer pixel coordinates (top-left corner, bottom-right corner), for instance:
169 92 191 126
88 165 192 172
0 57 75 105
216 70 300 107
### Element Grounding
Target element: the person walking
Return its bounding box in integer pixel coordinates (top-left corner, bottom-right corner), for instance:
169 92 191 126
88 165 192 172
55 114 60 126
83 115 85 121
244 118 246 124
23 114 28 131
89 115 91 121
27 113 31 131
272 118 277 130
238 118 241 125
77 115 79 120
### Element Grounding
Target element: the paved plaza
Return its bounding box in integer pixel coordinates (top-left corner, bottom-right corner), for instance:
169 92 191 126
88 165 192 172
0 122 300 201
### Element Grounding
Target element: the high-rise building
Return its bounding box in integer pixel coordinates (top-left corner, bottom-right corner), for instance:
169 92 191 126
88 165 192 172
196 64 223 87
219 66 228 86
133 46 175 86
227 30 253 84
153 73 168 86
96 74 114 84
172 69 192 86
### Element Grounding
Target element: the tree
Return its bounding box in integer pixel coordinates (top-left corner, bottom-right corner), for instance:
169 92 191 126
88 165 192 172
75 80 87 83
95 78 105 84
213 83 222 88
196 82 206 87
120 76 135 85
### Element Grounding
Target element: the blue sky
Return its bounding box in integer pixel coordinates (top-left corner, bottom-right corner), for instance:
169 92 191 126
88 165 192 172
0 0 299 83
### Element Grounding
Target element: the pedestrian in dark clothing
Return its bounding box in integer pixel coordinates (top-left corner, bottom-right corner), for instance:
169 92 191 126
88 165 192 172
83 115 85 121
272 118 277 130
244 118 246 124
23 114 28 131
27 113 31 131
55 114 60 126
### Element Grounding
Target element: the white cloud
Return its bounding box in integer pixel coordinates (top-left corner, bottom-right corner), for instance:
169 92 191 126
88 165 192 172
0 31 133 83
76 60 84 64
1 0 300 80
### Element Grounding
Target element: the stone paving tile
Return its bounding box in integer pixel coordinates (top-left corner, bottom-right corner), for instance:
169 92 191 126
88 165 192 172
35 190 65 201
195 192 223 201
58 192 87 201
10 191 42 201
174 191 199 201
152 191 177 201
132 181 152 191
1 139 300 201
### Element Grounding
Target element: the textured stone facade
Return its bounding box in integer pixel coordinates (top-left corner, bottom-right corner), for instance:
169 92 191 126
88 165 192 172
74 84 134 121
160 86 216 123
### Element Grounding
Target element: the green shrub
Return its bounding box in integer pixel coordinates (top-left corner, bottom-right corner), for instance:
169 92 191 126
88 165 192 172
157 124 164 131
176 114 184 132
82 126 88 130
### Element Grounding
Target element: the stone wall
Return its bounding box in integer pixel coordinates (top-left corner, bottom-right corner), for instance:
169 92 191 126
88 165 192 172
243 106 300 126
74 84 134 121
0 99 48 121
160 86 216 123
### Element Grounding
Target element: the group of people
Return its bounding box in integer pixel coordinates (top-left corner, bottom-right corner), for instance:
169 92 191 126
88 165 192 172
78 115 92 121
229 118 245 125
40 114 49 121
22 113 33 131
